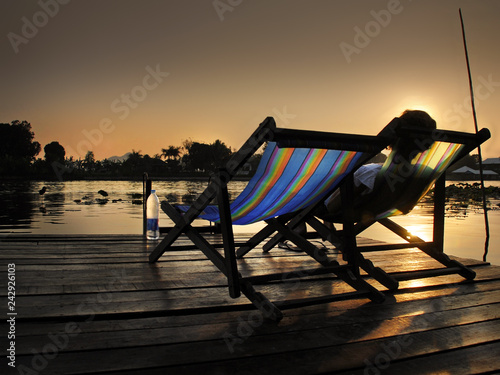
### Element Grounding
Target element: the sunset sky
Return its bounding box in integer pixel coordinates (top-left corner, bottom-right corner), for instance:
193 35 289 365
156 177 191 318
1 0 498 161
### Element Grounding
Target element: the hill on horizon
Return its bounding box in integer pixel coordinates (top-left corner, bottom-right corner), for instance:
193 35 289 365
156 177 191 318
106 152 131 162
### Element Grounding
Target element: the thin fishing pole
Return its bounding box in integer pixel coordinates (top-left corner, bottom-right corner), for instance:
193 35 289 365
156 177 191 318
459 8 490 261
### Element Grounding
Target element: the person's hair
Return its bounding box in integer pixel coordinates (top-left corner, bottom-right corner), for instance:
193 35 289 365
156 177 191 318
399 109 436 130
392 109 437 163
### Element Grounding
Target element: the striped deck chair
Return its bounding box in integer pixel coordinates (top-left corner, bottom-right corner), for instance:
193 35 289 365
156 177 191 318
301 124 491 290
149 116 397 321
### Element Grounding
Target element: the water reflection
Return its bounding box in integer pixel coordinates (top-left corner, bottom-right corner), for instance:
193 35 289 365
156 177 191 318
0 179 246 235
0 179 498 265
41 189 66 224
0 181 37 230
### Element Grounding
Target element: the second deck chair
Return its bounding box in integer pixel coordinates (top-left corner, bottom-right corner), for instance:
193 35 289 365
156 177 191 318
149 116 397 321
257 123 491 290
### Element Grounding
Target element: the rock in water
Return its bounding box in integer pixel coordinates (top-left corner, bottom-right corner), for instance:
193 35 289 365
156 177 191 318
98 190 108 197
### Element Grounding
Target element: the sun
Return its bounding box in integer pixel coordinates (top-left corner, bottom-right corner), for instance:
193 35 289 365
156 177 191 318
392 96 438 118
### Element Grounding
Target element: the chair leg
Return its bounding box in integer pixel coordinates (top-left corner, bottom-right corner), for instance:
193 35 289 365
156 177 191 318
149 201 189 263
262 209 316 252
307 216 399 291
266 218 386 304
217 174 240 298
151 200 242 297
236 224 277 258
378 217 476 281
353 253 399 290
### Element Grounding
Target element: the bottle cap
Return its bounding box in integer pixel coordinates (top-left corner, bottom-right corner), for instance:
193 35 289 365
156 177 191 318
151 190 156 193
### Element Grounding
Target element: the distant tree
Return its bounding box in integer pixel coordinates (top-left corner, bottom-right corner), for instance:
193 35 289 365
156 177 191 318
83 151 96 171
44 141 66 165
183 139 232 173
210 140 232 167
121 150 144 176
182 139 193 150
36 141 66 179
119 150 168 176
247 152 263 174
161 145 181 160
158 146 180 173
100 158 122 176
183 142 210 172
126 150 143 164
0 120 41 175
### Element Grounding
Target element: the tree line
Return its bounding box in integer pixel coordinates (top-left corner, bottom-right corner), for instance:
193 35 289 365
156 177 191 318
1 120 482 181
0 120 262 180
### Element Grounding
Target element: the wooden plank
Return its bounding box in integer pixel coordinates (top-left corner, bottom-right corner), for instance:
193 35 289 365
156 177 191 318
13 294 500 354
0 258 488 283
341 341 500 375
11 272 500 320
1 234 499 374
11 285 500 339
0 252 495 282
2 262 497 301
0 247 489 276
9 317 500 374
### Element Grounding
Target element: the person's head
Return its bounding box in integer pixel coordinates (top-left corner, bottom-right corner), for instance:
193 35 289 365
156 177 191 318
392 109 437 163
399 109 436 131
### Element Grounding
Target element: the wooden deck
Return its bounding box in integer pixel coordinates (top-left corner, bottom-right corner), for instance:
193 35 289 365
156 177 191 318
1 234 499 374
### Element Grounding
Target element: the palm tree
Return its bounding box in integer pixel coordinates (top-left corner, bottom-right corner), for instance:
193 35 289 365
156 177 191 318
161 145 181 160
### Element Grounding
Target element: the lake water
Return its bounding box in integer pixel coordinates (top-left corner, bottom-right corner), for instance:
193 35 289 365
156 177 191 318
1 179 498 265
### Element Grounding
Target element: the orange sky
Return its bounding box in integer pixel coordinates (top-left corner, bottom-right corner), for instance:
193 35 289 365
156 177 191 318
1 0 498 161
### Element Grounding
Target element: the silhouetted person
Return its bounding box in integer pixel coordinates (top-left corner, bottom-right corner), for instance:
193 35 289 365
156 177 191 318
324 109 437 217
287 110 437 241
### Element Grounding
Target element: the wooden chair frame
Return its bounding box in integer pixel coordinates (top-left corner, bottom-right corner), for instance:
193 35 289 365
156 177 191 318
251 126 491 291
149 117 398 321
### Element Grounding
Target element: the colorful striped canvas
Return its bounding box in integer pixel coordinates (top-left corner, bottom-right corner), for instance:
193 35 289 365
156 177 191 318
192 142 365 225
374 141 465 219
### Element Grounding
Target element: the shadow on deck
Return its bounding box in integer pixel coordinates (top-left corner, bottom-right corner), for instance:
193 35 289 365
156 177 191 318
0 234 499 374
